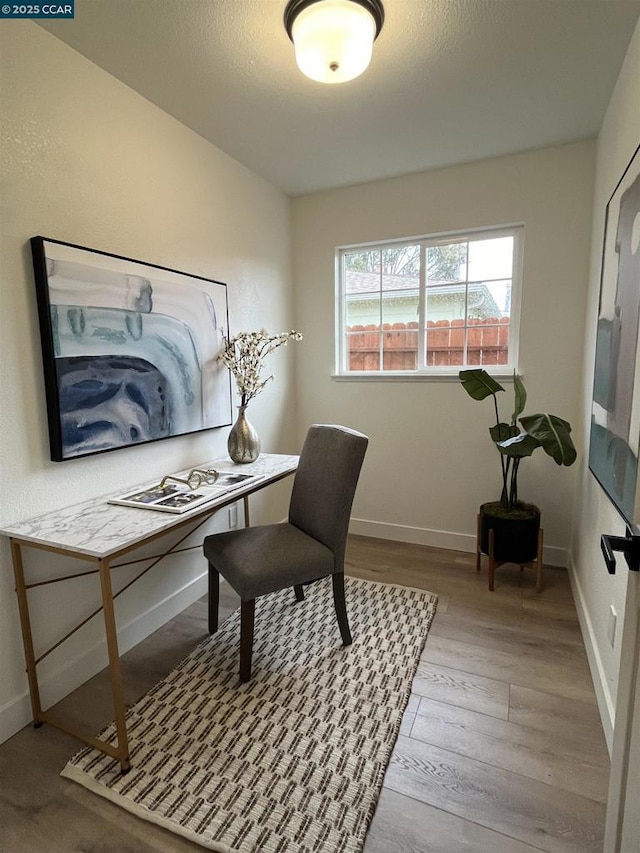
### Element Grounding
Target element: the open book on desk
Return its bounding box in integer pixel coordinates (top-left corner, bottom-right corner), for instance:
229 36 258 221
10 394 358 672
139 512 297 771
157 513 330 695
109 470 263 514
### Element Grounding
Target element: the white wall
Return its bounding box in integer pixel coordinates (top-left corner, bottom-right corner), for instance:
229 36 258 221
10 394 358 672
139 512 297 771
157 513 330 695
570 18 640 749
292 142 595 565
2 14 633 759
0 23 295 743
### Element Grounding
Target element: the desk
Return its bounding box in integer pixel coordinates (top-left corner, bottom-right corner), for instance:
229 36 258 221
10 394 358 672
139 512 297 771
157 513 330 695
1 454 298 773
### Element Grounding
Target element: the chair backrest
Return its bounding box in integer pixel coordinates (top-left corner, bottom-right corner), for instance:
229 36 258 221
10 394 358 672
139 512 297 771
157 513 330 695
288 424 368 571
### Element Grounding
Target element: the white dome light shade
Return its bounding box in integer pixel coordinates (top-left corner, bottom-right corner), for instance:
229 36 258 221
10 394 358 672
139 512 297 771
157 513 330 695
290 0 379 84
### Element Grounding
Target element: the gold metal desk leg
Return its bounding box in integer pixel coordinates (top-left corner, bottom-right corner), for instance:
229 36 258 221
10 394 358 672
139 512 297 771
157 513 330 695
98 558 131 773
243 495 251 528
11 539 43 726
536 528 544 593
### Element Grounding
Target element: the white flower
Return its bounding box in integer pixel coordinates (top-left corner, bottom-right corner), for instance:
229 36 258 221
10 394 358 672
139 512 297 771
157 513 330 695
218 329 303 407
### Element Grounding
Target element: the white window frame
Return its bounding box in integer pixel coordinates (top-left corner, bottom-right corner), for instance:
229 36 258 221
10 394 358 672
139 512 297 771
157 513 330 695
335 224 524 380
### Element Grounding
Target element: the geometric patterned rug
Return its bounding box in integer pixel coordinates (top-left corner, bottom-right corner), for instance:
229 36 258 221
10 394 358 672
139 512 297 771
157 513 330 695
61 576 437 853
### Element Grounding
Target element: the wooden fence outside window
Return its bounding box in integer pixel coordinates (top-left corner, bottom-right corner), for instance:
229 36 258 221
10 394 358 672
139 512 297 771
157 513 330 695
346 318 510 370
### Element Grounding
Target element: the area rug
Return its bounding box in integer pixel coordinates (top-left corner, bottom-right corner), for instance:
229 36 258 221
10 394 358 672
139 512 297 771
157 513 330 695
61 576 437 853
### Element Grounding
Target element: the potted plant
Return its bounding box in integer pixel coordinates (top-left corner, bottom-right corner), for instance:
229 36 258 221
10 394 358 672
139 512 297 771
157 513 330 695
459 369 577 569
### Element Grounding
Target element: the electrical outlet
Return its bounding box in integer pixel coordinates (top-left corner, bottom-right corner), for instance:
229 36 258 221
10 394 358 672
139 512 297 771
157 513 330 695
607 605 617 648
228 504 238 529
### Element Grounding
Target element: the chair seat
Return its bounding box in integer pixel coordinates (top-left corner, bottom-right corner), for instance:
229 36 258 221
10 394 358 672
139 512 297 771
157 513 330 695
203 522 334 600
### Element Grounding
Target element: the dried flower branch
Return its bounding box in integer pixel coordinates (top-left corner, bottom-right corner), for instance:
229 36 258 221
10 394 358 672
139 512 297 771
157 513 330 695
218 329 303 408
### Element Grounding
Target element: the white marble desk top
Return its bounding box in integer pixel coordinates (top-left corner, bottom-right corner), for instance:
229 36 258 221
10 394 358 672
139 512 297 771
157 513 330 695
0 454 298 561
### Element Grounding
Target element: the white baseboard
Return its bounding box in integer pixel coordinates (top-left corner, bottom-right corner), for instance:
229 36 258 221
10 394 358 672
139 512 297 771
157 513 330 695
0 572 207 746
349 517 569 568
567 553 615 753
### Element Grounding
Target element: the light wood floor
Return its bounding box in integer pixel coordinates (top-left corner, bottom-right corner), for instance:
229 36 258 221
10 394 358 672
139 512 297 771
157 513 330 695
0 535 609 853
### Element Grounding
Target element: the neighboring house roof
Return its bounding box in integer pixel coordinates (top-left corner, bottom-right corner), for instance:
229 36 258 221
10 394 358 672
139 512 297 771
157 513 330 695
345 271 504 318
345 271 420 294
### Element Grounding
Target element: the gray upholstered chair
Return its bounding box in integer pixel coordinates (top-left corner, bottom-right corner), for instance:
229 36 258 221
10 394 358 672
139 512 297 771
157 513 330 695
203 424 368 682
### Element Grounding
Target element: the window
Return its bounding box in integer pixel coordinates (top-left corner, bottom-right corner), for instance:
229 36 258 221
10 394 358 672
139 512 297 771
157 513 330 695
336 225 522 376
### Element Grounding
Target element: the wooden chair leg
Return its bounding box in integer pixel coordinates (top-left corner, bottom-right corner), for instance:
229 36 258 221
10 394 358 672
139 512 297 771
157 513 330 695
332 573 352 646
208 564 219 634
294 584 305 602
476 514 482 572
488 528 496 592
536 528 544 593
240 599 255 683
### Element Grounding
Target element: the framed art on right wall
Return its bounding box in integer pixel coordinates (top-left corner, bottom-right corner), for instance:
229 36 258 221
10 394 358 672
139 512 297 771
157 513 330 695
589 143 640 524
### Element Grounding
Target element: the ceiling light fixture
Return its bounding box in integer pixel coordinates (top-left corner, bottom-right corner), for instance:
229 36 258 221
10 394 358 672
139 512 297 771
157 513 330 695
284 0 385 84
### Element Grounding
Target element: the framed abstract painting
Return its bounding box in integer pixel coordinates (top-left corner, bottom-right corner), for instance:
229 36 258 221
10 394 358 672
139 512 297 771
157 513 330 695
31 237 232 462
589 144 640 524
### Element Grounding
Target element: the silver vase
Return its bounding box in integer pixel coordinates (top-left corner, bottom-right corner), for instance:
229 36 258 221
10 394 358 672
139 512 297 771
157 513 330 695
227 405 261 463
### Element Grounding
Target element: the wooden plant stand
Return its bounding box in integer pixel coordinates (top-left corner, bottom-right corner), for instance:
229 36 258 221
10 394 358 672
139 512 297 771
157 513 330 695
476 514 544 593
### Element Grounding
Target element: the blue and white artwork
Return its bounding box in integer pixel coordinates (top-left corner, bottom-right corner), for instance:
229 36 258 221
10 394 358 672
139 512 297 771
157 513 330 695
589 145 640 524
31 238 232 461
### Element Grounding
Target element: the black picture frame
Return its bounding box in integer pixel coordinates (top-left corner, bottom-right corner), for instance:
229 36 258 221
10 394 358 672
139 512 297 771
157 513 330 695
588 144 640 524
31 237 233 462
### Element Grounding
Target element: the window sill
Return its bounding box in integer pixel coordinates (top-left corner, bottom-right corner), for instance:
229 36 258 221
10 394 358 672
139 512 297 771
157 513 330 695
331 371 517 383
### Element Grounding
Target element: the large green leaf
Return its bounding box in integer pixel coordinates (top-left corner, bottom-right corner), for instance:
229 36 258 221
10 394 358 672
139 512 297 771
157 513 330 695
496 433 540 457
512 373 527 422
490 423 519 443
459 369 504 401
520 413 577 466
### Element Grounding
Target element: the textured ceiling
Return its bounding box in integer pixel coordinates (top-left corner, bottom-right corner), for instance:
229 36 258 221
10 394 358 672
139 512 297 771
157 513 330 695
40 0 640 197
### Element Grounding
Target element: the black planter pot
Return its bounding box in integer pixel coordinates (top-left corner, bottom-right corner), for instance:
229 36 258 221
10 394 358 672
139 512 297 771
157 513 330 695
479 501 541 564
